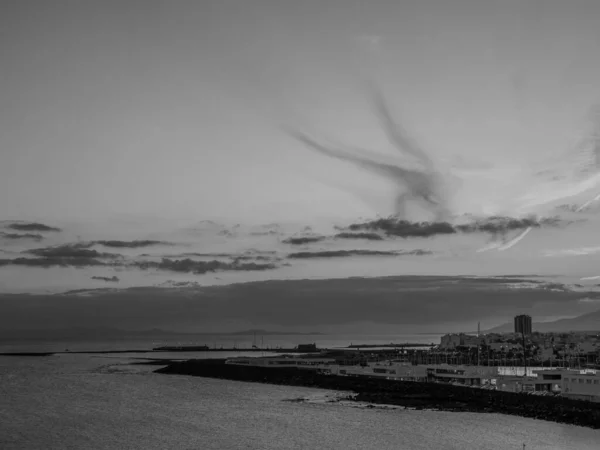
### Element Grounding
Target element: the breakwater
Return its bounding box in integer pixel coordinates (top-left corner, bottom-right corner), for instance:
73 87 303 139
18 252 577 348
156 359 600 429
152 346 315 353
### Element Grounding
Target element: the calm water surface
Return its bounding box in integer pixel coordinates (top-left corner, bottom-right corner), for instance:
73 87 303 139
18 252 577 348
1 354 599 450
0 333 442 353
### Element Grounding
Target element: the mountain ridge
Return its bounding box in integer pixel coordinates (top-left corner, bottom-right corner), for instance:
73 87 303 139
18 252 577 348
485 309 600 333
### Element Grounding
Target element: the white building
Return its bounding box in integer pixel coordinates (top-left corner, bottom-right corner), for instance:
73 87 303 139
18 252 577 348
561 370 600 402
426 364 499 386
331 362 429 381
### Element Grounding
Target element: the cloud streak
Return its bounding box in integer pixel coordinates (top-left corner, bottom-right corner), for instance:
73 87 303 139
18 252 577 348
0 232 43 241
26 244 121 259
4 222 61 232
91 276 120 283
287 249 430 259
94 240 173 248
131 258 277 274
285 84 452 221
334 232 384 241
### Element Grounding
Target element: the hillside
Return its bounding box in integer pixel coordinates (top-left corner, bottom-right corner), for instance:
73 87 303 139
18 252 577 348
487 309 600 333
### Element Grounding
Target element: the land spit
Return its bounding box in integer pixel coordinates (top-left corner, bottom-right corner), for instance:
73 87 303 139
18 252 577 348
155 359 600 430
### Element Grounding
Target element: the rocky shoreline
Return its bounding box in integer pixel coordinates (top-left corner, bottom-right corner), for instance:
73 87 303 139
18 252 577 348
155 359 600 429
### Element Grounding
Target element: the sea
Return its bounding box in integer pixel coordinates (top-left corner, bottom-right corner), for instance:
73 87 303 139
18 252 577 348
0 333 443 353
2 334 600 449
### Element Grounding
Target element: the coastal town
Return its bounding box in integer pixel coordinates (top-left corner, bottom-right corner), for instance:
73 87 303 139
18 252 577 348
223 315 600 403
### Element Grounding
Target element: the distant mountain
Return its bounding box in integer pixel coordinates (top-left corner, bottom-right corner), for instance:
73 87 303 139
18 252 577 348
486 309 600 333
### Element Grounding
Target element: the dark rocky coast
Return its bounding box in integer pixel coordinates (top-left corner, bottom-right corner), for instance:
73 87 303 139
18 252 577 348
156 359 600 430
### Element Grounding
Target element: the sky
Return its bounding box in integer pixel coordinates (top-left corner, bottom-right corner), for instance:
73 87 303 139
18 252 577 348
3 1 600 333
2 0 600 225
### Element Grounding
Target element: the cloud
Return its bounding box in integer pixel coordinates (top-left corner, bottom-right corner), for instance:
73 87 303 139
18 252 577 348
285 83 452 221
26 244 121 259
91 276 120 283
5 222 61 232
455 216 548 234
0 232 43 241
347 217 456 238
131 258 277 274
0 257 105 268
282 236 326 245
158 252 233 258
231 255 279 262
288 249 430 259
334 232 384 241
94 240 172 248
0 236 281 274
342 215 558 239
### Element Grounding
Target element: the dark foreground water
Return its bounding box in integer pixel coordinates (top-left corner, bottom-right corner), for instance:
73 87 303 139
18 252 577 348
1 354 599 450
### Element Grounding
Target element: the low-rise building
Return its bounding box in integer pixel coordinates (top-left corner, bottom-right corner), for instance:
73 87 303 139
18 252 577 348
577 342 599 354
531 369 563 392
440 333 483 349
225 355 600 399
496 376 539 393
561 370 600 402
426 364 499 386
225 356 336 367
334 362 428 381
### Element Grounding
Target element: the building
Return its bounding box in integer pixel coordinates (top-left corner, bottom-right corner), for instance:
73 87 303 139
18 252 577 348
488 342 522 352
514 315 532 335
561 370 600 402
335 362 428 381
532 369 563 392
494 369 563 393
297 343 318 352
426 364 499 386
225 356 336 367
439 333 483 349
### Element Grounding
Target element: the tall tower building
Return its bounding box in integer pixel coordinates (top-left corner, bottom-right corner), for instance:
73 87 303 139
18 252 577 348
514 314 532 335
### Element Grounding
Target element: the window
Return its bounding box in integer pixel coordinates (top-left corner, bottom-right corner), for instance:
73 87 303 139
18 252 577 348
543 375 561 380
586 379 592 384
594 380 599 385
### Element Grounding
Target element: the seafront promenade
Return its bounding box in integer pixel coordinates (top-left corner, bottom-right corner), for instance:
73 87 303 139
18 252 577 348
155 358 600 429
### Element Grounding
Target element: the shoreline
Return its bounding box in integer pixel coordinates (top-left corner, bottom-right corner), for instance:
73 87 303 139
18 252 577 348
155 359 600 430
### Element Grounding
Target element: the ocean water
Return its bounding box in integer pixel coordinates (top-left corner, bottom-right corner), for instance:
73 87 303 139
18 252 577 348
1 354 599 450
0 333 442 353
